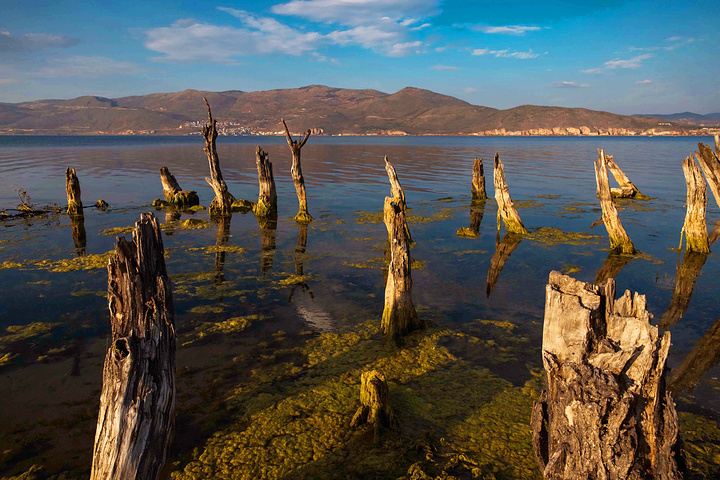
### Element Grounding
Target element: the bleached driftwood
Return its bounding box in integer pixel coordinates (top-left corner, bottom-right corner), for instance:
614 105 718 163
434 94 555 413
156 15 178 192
603 151 647 199
282 118 313 223
679 155 709 253
594 150 636 254
694 141 720 211
494 153 527 234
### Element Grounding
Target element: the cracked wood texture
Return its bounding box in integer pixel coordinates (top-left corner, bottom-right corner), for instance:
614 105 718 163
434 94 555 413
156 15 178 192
253 145 277 218
384 156 412 243
680 155 709 253
694 141 720 211
65 167 83 216
594 150 636 254
203 98 235 216
493 153 527 234
90 212 175 480
604 152 646 199
471 157 488 204
532 271 683 480
282 118 313 223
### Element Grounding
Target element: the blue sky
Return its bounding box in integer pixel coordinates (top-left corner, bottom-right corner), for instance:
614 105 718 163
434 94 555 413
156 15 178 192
0 0 718 114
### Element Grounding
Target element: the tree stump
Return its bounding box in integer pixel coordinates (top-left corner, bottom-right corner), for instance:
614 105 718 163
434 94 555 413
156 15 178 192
493 153 528 234
350 370 397 444
679 155 709 253
202 98 236 217
694 142 720 211
65 167 83 216
91 213 175 480
253 146 277 218
486 232 523 297
382 197 424 342
471 156 488 204
159 166 199 208
604 152 647 199
282 118 313 223
531 271 683 480
594 150 636 254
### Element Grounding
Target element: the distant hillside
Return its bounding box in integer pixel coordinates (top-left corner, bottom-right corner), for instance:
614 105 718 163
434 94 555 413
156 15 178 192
0 85 713 136
633 112 720 127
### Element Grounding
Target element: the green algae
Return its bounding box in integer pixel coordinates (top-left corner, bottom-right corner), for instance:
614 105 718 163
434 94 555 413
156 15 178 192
679 412 720 478
355 211 384 225
0 322 61 345
0 352 17 366
561 264 582 274
189 305 228 315
343 257 386 270
180 218 211 230
188 245 245 254
26 280 52 285
278 274 312 285
513 199 545 210
453 249 488 256
182 315 267 346
475 320 516 332
526 227 602 247
536 194 562 199
34 251 113 272
70 289 106 298
456 227 479 238
100 225 133 235
0 261 22 270
560 206 585 214
406 208 455 224
189 205 206 212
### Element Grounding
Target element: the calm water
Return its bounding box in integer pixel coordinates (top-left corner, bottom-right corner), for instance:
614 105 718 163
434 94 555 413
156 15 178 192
0 135 718 478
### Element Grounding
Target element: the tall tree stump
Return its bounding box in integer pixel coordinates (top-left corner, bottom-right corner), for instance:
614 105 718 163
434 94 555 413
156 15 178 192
471 156 488 204
384 156 412 242
494 153 528 234
253 146 277 218
159 167 199 208
531 271 683 480
604 152 647 199
695 142 720 211
594 150 636 254
382 197 423 342
91 213 175 480
282 118 313 223
65 167 83 216
202 98 236 216
679 155 709 253
350 370 397 444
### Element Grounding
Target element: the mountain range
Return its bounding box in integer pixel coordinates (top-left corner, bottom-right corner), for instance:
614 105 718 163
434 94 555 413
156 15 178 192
0 85 714 136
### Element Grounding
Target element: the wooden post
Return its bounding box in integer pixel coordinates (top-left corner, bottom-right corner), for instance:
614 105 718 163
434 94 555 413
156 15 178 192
382 197 424 342
486 232 523 297
694 142 720 210
493 153 528 234
65 167 83 216
531 272 683 480
679 155 710 253
202 98 236 216
253 146 277 218
457 202 486 238
594 150 636 254
471 157 488 204
91 213 175 480
282 118 313 223
604 152 647 199
159 167 199 208
350 370 396 444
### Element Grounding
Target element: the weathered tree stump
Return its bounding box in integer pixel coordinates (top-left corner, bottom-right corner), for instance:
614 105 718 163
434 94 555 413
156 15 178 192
384 156 412 243
253 146 277 218
670 316 720 396
65 167 83 216
202 98 236 217
457 203 486 238
350 370 397 444
594 150 636 254
494 153 528 234
91 212 175 480
531 271 683 480
486 232 523 297
471 156 488 204
159 166 199 208
604 152 647 199
382 197 424 341
282 118 313 223
694 142 720 211
679 155 709 253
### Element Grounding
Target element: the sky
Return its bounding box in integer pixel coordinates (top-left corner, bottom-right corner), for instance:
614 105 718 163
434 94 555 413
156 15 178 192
0 0 718 114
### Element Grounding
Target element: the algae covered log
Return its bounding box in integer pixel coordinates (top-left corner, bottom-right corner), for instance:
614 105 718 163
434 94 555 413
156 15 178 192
695 142 720 211
471 156 488 204
202 98 236 216
282 118 313 223
350 370 396 444
680 155 710 253
532 271 683 480
604 152 646 199
91 212 175 480
65 167 83 216
493 153 527 234
594 149 636 254
159 166 199 208
253 146 277 218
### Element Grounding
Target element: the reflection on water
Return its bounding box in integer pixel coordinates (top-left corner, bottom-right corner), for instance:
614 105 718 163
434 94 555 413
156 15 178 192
258 216 277 275
214 215 232 284
69 215 86 255
486 232 523 297
594 252 634 285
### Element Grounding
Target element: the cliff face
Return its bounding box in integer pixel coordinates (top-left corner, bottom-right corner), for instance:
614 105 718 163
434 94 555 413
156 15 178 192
0 85 711 136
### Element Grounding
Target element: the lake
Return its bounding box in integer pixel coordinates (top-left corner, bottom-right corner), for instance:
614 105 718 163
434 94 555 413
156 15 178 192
1 135 719 479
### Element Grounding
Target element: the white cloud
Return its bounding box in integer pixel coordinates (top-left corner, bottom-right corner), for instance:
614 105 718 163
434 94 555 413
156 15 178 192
476 25 541 35
472 48 539 59
387 41 423 57
326 24 402 48
431 64 458 71
0 77 18 85
637 79 653 84
271 0 440 26
664 37 695 51
32 56 145 77
582 53 652 73
551 81 590 89
0 30 81 56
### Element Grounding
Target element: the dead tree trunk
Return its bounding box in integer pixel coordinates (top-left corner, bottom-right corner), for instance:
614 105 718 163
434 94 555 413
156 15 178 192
493 153 528 234
159 167 199 208
350 370 397 444
382 197 423 342
282 118 313 223
253 146 277 218
486 232 523 297
384 156 412 243
202 98 236 217
594 150 636 254
531 271 683 480
91 212 175 480
694 142 720 211
604 152 647 199
65 167 83 216
471 157 488 204
679 155 709 253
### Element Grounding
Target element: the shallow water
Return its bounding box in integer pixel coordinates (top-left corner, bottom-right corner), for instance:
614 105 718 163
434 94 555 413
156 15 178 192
1 135 719 478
